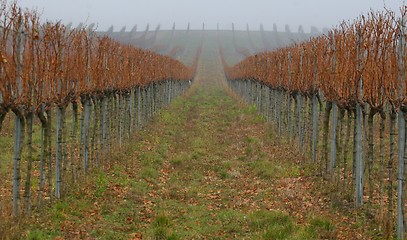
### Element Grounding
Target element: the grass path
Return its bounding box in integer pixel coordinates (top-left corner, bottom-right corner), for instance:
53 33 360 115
21 42 377 240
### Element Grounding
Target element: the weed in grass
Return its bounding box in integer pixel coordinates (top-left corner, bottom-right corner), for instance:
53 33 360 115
95 172 108 197
217 209 247 234
248 160 275 179
0 136 13 172
159 112 175 123
101 202 140 230
51 201 70 223
90 228 128 240
141 167 159 180
158 143 169 158
67 199 91 217
237 155 246 161
109 165 130 186
30 177 39 188
153 214 171 228
140 152 163 167
26 229 45 240
248 159 301 179
218 170 228 179
305 216 336 239
246 146 254 157
26 228 60 240
129 180 151 197
170 156 185 167
246 105 257 115
254 114 266 124
249 210 294 239
109 151 128 164
214 163 230 179
245 136 263 160
246 136 257 144
148 214 179 240
191 138 206 149
139 151 163 181
191 148 206 160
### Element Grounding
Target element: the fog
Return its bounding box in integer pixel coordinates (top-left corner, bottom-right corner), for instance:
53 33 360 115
19 0 403 32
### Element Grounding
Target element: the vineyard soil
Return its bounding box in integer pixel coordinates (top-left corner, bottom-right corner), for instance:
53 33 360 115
16 38 384 240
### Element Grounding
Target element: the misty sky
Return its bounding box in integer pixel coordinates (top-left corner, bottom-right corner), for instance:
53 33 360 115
19 0 403 32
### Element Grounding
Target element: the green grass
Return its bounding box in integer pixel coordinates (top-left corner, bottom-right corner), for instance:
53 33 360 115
26 228 61 240
169 152 189 167
248 159 301 179
216 209 247 234
0 125 17 174
249 210 295 239
111 165 130 186
139 151 163 181
95 171 108 197
246 211 336 239
50 201 70 223
147 214 179 240
215 164 229 179
305 215 336 239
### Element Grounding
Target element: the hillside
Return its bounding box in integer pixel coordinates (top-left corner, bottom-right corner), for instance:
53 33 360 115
99 27 318 66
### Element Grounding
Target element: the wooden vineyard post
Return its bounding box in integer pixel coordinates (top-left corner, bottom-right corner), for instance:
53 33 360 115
298 93 304 153
355 27 364 208
37 105 48 207
91 96 100 167
55 105 63 198
12 13 26 217
329 35 338 174
311 42 319 164
55 25 67 198
330 102 338 174
298 49 304 154
83 27 93 174
312 93 318 163
167 81 172 104
128 89 134 136
136 86 142 129
323 100 332 174
343 110 352 187
278 62 283 136
287 52 292 141
268 87 272 124
71 102 79 183
397 15 407 240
